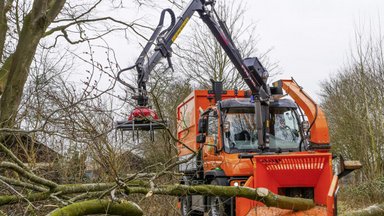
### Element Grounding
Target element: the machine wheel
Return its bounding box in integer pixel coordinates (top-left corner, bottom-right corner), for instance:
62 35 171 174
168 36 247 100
207 179 231 216
180 195 201 216
180 195 204 216
180 176 204 216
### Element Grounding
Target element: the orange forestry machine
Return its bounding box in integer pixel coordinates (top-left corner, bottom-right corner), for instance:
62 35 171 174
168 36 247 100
116 0 360 215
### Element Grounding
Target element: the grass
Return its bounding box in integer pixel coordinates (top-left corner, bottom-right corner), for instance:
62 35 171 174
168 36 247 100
337 176 384 214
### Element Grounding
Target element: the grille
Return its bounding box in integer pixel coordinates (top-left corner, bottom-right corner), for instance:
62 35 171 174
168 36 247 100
257 156 327 171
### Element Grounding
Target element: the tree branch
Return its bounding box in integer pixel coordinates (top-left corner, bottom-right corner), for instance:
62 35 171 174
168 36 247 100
0 161 57 188
0 176 48 192
52 0 102 23
44 17 145 38
0 141 30 171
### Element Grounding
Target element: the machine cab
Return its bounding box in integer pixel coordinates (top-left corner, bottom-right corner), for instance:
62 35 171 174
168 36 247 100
203 98 304 153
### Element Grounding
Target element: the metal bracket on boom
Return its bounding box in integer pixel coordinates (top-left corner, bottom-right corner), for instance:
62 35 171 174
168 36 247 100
208 79 227 103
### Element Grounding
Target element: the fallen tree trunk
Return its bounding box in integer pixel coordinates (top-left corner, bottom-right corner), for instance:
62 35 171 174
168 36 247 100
0 183 315 211
1 162 315 212
125 184 315 211
0 181 146 206
346 203 384 216
47 199 143 216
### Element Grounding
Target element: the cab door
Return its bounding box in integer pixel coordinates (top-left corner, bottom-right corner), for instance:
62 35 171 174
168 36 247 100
202 109 223 171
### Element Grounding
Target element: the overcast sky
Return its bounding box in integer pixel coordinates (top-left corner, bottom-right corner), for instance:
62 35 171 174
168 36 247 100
243 0 384 100
110 0 384 102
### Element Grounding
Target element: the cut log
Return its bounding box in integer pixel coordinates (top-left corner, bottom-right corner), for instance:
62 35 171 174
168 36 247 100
343 160 362 170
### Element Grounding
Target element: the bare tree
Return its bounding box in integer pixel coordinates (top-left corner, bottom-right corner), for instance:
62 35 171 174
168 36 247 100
0 1 339 215
0 0 150 128
321 27 384 181
321 25 384 209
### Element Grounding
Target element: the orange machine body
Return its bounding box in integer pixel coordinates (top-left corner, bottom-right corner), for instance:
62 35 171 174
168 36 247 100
176 80 336 216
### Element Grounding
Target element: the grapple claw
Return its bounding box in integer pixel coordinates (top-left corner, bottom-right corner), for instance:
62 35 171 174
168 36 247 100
116 107 167 142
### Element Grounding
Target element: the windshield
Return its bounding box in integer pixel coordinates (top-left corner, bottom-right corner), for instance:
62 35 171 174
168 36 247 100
223 108 302 153
223 111 259 153
270 108 301 150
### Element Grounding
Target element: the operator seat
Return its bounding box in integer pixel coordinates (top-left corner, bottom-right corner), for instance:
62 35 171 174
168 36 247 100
234 130 251 141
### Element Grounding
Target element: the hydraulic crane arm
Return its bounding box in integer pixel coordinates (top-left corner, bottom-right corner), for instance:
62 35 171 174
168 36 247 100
117 0 269 107
117 0 270 148
273 79 330 148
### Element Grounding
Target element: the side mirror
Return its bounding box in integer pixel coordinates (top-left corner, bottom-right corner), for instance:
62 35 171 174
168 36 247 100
198 118 208 133
196 134 206 143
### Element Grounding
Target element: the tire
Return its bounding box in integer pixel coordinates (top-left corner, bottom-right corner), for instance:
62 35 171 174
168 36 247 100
180 176 204 216
207 179 231 216
180 195 204 216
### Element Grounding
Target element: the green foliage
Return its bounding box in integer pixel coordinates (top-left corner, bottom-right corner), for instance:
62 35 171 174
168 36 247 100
338 176 384 210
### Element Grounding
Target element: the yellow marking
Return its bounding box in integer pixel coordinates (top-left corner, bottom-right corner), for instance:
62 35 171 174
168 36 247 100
172 17 190 42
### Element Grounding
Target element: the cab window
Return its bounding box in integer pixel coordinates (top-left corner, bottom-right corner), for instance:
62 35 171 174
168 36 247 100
206 111 218 146
269 108 301 150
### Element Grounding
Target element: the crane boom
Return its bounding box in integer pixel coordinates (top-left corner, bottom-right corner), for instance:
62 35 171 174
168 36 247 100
118 0 269 107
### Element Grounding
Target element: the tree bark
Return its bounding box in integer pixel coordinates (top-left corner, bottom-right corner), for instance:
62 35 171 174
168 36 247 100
0 55 12 94
47 199 143 216
0 0 12 63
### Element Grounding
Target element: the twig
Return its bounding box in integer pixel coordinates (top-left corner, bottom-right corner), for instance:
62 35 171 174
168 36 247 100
50 191 68 206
